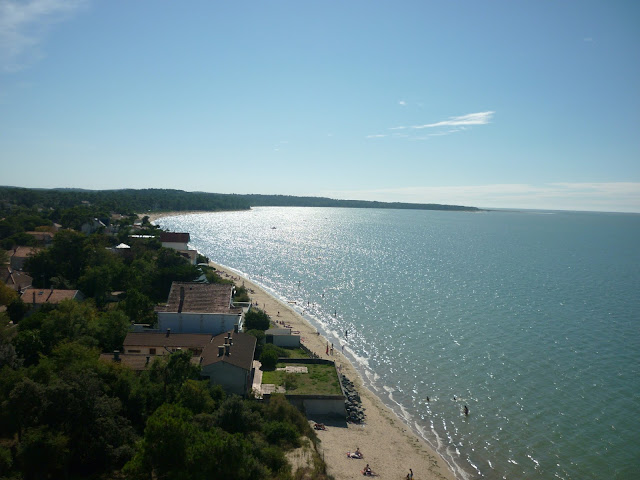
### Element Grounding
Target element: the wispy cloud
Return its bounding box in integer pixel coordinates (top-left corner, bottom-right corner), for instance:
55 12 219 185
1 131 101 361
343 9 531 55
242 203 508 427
324 182 640 213
398 100 406 106
0 0 87 73
396 111 494 130
368 111 493 140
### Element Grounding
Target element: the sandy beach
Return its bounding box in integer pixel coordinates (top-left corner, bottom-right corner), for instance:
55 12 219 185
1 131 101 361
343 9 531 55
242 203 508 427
149 212 456 480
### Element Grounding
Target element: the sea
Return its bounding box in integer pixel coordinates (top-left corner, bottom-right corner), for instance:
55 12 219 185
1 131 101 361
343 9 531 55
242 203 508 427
156 207 640 480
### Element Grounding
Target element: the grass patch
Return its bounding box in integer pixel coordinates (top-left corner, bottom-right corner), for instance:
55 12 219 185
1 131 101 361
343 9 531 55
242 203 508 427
286 347 311 358
261 363 342 395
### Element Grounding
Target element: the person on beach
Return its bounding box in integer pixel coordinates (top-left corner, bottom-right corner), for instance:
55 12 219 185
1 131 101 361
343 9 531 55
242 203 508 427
409 468 413 479
363 464 372 476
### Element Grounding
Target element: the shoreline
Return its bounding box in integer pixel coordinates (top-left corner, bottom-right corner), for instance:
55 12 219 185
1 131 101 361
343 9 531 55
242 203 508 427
149 212 458 480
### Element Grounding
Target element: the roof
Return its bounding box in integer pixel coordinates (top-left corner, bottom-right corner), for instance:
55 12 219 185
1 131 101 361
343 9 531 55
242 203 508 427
201 331 256 371
160 232 190 243
123 332 214 349
157 282 242 315
99 352 201 371
2 267 32 291
21 288 82 305
115 243 131 249
11 246 41 258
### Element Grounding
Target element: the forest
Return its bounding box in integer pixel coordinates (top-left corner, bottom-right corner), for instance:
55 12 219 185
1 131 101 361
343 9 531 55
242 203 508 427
0 186 480 216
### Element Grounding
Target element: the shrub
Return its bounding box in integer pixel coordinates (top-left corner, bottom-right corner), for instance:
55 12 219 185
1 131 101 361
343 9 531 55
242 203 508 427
260 349 278 371
244 308 271 331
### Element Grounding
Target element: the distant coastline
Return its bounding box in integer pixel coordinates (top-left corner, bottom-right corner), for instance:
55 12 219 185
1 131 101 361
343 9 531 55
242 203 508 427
0 186 481 214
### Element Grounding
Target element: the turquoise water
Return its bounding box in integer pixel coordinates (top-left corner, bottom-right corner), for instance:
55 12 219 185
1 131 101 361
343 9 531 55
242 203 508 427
157 207 640 479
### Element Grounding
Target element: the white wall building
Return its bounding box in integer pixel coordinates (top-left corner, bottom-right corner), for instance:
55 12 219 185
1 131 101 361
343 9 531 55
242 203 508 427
156 282 244 335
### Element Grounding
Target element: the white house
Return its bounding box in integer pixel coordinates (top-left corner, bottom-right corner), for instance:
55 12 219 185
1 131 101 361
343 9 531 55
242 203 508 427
160 232 190 250
265 328 301 347
156 282 244 335
160 232 198 265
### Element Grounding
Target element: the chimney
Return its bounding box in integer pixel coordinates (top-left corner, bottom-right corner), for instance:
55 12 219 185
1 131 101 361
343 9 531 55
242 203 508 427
113 350 121 362
225 344 230 356
178 286 185 313
166 328 171 337
218 345 225 357
224 337 229 346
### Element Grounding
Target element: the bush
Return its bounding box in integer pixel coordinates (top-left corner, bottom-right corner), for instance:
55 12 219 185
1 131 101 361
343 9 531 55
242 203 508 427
244 308 271 331
263 421 300 448
260 349 278 371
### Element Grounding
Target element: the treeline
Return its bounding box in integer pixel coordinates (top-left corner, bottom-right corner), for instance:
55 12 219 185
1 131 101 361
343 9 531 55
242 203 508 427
0 186 480 214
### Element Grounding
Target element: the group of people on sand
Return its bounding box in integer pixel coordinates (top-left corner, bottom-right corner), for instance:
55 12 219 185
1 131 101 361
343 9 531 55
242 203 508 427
348 447 413 478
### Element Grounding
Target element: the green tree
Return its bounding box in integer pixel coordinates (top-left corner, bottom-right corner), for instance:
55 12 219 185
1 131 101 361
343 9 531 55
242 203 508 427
149 351 201 403
259 348 278 371
17 426 69 480
244 308 271 331
89 310 130 352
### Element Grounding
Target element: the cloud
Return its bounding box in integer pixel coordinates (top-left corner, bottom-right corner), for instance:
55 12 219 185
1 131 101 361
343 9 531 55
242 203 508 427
0 0 87 73
398 100 407 106
408 111 494 129
371 111 493 141
323 182 640 213
366 134 387 138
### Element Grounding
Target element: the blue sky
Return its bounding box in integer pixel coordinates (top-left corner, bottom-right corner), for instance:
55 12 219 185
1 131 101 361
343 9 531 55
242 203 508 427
1 1 639 212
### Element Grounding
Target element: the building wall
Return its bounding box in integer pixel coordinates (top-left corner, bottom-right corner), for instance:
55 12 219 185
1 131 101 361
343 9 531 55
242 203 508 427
201 361 250 396
269 334 300 348
162 241 189 250
123 345 201 356
157 312 243 335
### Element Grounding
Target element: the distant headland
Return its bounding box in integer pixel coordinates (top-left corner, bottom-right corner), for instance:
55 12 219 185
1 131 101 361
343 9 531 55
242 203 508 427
0 186 481 213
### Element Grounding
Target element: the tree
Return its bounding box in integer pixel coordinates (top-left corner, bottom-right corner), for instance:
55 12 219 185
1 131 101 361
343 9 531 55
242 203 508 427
89 310 130 352
0 282 18 306
244 308 271 331
6 297 28 324
259 348 278 371
148 350 201 403
17 426 69 480
178 380 217 414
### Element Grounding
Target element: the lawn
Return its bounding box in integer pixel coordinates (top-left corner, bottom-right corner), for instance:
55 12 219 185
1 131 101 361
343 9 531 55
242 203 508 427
261 363 342 395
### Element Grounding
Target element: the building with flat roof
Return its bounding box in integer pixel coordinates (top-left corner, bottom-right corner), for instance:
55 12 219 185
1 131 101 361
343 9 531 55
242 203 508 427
156 282 244 334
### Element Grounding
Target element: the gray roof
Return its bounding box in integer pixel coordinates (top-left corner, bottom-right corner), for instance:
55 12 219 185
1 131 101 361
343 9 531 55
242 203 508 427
157 282 242 315
123 332 214 348
201 331 256 371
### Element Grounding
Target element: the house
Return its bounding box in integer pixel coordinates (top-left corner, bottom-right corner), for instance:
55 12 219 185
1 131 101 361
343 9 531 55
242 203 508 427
265 328 301 348
2 267 32 293
160 232 197 265
21 288 84 311
160 232 190 250
200 331 257 396
156 282 244 335
25 231 55 246
102 329 257 396
10 246 41 271
80 218 106 235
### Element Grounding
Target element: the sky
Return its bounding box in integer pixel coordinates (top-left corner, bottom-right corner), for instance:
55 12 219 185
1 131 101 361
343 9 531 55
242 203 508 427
1 1 639 213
